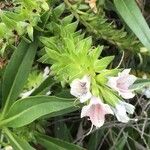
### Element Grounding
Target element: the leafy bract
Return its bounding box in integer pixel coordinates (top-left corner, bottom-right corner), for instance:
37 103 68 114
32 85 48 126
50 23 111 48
40 22 114 82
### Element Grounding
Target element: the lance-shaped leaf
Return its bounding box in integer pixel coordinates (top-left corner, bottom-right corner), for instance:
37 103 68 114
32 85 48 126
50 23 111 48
1 96 78 128
2 39 37 115
114 0 150 51
35 132 85 150
129 78 150 90
4 128 35 150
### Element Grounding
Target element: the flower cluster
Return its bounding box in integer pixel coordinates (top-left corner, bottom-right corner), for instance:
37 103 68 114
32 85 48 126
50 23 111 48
70 69 137 128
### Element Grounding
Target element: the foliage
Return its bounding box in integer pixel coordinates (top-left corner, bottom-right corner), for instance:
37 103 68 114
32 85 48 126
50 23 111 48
0 0 150 150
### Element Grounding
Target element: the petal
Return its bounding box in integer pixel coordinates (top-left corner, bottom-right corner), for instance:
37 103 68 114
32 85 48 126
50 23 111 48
143 89 150 98
126 75 137 86
89 104 105 128
90 96 101 104
80 92 92 103
20 89 34 98
4 146 13 150
103 104 114 115
119 69 131 77
81 105 91 118
70 78 80 89
119 91 135 99
114 103 130 123
122 102 135 114
90 114 105 128
107 77 118 91
70 86 79 98
70 79 80 97
82 75 91 87
43 66 50 78
70 75 91 101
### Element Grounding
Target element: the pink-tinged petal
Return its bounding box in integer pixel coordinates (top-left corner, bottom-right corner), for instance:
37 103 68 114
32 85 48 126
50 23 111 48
89 104 105 127
81 96 113 128
90 96 101 104
107 69 137 99
70 75 92 103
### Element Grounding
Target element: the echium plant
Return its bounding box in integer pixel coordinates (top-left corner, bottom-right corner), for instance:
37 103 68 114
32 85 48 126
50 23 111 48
40 19 137 128
0 37 84 149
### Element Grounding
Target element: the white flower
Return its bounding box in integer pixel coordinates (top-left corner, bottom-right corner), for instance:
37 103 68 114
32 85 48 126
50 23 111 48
4 146 13 150
143 88 150 98
113 100 135 123
81 96 113 128
107 69 137 99
20 89 34 99
46 91 51 95
70 75 92 103
43 66 50 78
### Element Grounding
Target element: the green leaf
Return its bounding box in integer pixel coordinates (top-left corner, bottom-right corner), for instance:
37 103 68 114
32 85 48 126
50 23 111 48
64 38 75 53
0 23 7 37
114 0 150 51
54 117 72 142
4 128 35 150
1 14 17 29
129 78 150 90
35 132 85 150
22 0 37 10
1 96 77 128
94 56 114 72
27 25 34 41
76 37 92 53
96 69 120 84
53 3 65 18
2 39 38 116
64 21 78 33
88 129 105 150
114 133 128 150
62 15 74 25
2 40 28 105
46 48 61 61
40 36 59 51
89 46 103 60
